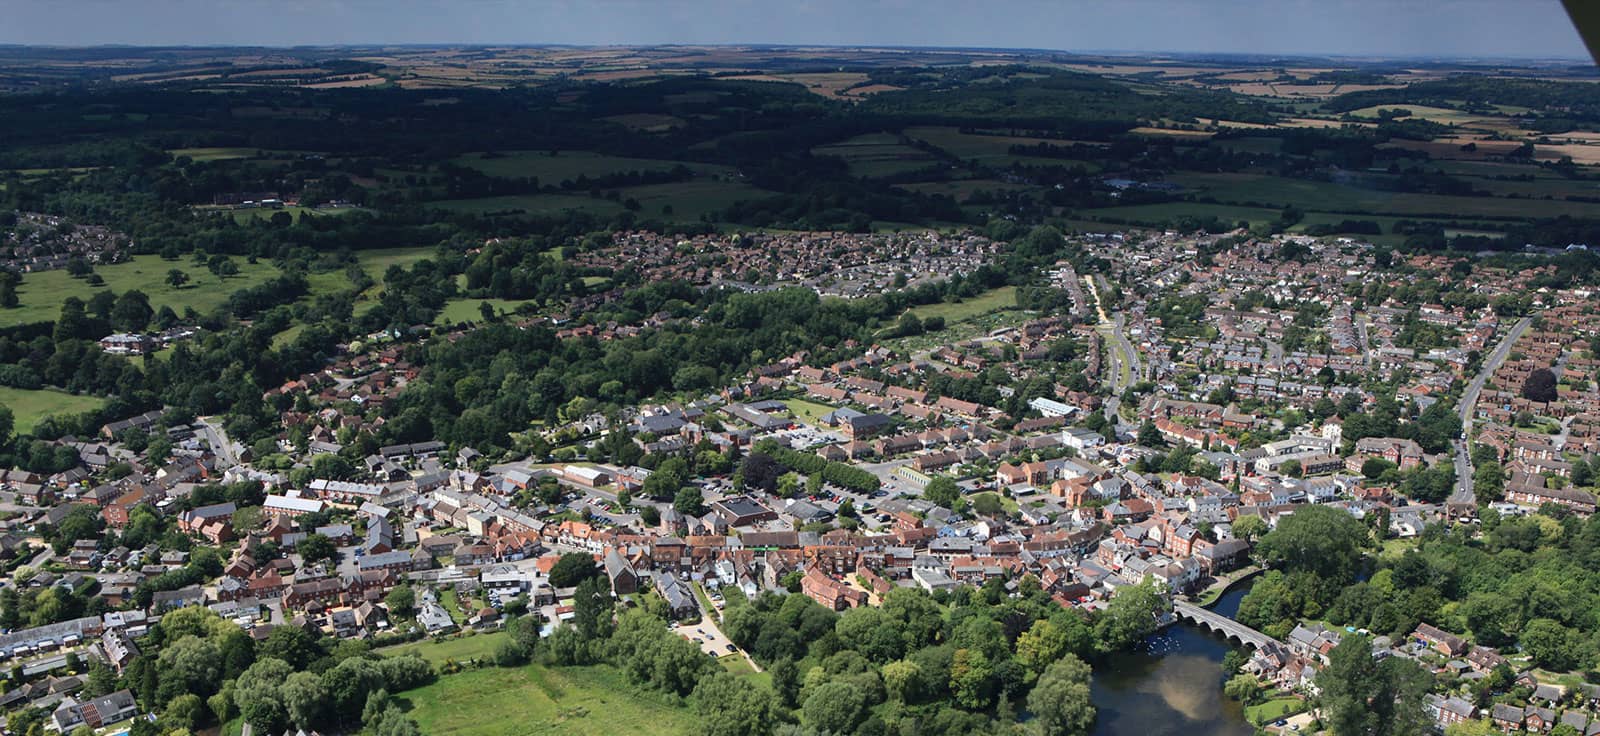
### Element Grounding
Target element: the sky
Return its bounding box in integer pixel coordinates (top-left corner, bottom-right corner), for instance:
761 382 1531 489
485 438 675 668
0 0 1589 60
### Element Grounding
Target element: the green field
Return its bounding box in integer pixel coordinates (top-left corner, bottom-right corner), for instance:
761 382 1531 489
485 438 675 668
376 632 506 664
907 286 1018 324
214 205 364 224
1243 695 1308 723
902 126 1107 171
431 193 628 217
1 254 283 328
434 298 537 325
1168 171 1600 219
400 664 699 736
169 147 264 162
432 179 772 222
897 179 1036 202
450 150 729 183
0 387 107 434
782 398 836 427
813 134 940 178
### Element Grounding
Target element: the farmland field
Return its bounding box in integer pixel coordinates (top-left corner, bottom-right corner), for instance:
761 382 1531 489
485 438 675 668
431 193 628 217
0 387 107 434
1 255 282 328
1166 172 1600 219
432 178 773 222
449 150 728 182
812 134 940 178
400 664 700 736
217 205 364 224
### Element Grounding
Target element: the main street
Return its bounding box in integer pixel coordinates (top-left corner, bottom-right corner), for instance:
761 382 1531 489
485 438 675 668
1450 315 1534 504
1085 274 1141 425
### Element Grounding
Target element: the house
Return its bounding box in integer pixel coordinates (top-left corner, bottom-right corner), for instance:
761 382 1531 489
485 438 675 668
1413 622 1467 657
604 550 636 595
1428 695 1476 730
50 689 138 732
177 502 235 536
801 568 866 611
1492 703 1525 732
264 494 325 520
98 333 157 356
654 575 698 620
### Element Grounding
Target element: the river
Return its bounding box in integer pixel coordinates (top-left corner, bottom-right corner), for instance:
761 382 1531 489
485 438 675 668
1090 585 1255 736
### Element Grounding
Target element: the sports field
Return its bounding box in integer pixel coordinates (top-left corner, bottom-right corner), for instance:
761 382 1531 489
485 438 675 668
400 664 700 736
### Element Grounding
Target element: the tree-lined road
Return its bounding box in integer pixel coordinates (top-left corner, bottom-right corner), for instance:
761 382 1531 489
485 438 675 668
1451 315 1534 505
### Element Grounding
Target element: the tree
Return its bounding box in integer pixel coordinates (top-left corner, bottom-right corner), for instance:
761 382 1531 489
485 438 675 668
1523 368 1558 403
157 635 222 702
297 534 336 565
1232 514 1267 542
693 671 776 736
1278 459 1304 478
1223 673 1260 704
1016 617 1089 676
1095 579 1168 653
1028 654 1095 736
110 290 154 332
161 693 206 733
1315 633 1432 736
1256 504 1368 586
803 680 867 734
282 671 330 730
770 657 801 708
548 553 602 588
882 659 922 703
674 485 705 515
166 269 190 289
1137 421 1164 448
572 575 614 640
924 475 961 508
1520 618 1582 671
385 585 416 617
233 658 293 733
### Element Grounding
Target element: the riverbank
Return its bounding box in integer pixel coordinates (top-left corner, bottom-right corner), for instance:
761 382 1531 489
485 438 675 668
1192 566 1263 608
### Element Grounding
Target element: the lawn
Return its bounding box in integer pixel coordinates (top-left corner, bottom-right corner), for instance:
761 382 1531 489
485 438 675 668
376 631 507 664
907 286 1018 324
969 491 1019 514
355 245 439 278
1 254 282 328
1244 696 1307 723
434 298 537 325
0 387 107 434
400 664 701 736
782 398 836 427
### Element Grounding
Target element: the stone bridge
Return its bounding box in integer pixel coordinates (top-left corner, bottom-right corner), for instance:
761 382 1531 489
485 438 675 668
1173 601 1282 650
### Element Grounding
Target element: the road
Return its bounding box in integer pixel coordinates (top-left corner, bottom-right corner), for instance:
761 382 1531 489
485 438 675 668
1085 274 1140 422
196 416 240 468
1450 315 1534 505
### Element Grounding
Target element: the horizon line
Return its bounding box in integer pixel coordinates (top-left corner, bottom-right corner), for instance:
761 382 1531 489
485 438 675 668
0 41 1589 65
